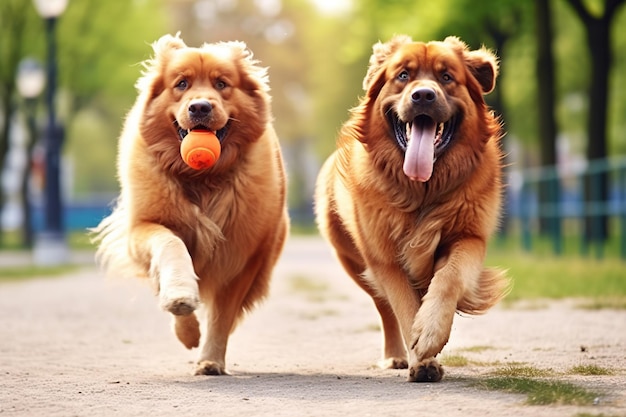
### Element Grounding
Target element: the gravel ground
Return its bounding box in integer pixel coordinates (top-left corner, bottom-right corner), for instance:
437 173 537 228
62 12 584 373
1 236 625 417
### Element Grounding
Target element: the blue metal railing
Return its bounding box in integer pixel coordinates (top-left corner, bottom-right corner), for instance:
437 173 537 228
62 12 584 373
512 156 626 259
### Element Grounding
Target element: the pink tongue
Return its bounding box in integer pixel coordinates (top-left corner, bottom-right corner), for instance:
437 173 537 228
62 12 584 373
403 118 436 181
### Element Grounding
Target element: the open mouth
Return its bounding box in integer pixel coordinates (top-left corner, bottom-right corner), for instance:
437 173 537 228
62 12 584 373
175 121 230 143
389 112 456 157
388 111 457 181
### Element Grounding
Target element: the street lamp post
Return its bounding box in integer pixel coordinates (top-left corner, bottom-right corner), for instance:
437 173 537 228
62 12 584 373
16 58 46 248
32 0 69 265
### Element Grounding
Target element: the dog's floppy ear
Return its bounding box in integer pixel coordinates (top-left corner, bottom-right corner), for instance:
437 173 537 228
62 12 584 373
220 41 270 93
136 33 187 96
363 35 412 91
444 36 499 94
152 32 187 60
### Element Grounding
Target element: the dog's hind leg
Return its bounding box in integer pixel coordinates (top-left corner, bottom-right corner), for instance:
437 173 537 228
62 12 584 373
337 255 408 369
373 297 408 369
194 245 276 376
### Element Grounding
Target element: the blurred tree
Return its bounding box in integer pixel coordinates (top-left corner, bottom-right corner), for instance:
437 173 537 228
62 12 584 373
535 0 561 242
4 0 625 239
57 0 168 197
0 0 167 247
0 0 41 245
562 0 626 242
57 0 168 122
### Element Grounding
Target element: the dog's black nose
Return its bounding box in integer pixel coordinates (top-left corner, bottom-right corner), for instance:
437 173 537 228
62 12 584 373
411 87 436 104
188 99 212 118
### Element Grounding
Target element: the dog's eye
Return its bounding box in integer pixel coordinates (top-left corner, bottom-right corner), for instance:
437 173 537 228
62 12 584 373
441 72 454 83
176 79 188 90
397 70 409 82
215 80 228 90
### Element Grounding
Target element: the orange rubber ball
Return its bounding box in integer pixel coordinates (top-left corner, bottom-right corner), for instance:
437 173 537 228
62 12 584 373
180 130 221 170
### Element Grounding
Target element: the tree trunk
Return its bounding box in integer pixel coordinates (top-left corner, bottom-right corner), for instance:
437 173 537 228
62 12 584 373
564 0 626 244
534 0 561 244
20 100 39 248
583 17 611 242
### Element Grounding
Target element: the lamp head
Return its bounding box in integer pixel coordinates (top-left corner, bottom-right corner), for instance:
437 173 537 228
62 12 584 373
33 0 68 18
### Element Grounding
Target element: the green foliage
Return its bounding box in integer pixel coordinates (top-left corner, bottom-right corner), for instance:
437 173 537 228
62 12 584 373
57 0 168 102
0 0 41 86
56 0 168 196
3 0 626 216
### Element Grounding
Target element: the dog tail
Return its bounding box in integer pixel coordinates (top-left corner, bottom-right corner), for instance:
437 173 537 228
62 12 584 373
456 267 511 315
90 198 147 281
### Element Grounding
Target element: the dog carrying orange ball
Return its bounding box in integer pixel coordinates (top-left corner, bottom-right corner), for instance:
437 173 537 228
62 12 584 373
180 130 221 170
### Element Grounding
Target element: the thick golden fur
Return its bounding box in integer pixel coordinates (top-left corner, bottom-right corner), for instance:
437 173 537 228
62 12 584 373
93 34 288 376
315 36 509 382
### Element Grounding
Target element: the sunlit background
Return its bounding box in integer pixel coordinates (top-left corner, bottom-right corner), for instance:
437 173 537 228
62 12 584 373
1 0 626 262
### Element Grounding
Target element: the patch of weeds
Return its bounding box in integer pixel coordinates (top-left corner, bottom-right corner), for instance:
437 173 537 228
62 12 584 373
440 353 500 367
440 354 469 367
358 323 381 333
478 377 598 405
298 308 339 321
500 361 529 367
289 275 329 302
469 359 502 367
0 265 80 283
569 364 614 376
458 345 495 353
491 365 555 378
503 299 550 310
575 413 622 417
577 297 626 310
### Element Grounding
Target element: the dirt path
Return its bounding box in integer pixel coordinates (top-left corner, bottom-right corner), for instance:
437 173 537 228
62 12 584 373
1 236 625 416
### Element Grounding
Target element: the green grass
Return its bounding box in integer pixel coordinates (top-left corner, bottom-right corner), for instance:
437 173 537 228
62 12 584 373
289 275 329 293
569 365 614 376
478 364 601 405
491 365 555 378
440 354 469 367
0 265 80 282
577 297 626 310
486 243 626 303
0 230 95 250
478 377 598 405
458 345 496 353
575 414 622 417
288 274 331 302
0 231 91 282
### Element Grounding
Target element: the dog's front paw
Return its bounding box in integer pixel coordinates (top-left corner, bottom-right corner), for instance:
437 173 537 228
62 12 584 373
194 360 229 376
159 289 199 316
408 357 444 382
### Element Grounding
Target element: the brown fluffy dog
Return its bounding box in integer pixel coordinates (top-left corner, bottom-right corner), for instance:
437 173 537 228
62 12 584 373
315 36 509 382
93 34 288 376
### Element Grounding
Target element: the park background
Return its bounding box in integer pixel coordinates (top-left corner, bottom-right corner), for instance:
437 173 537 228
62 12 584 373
1 0 626 270
1 3 626 413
